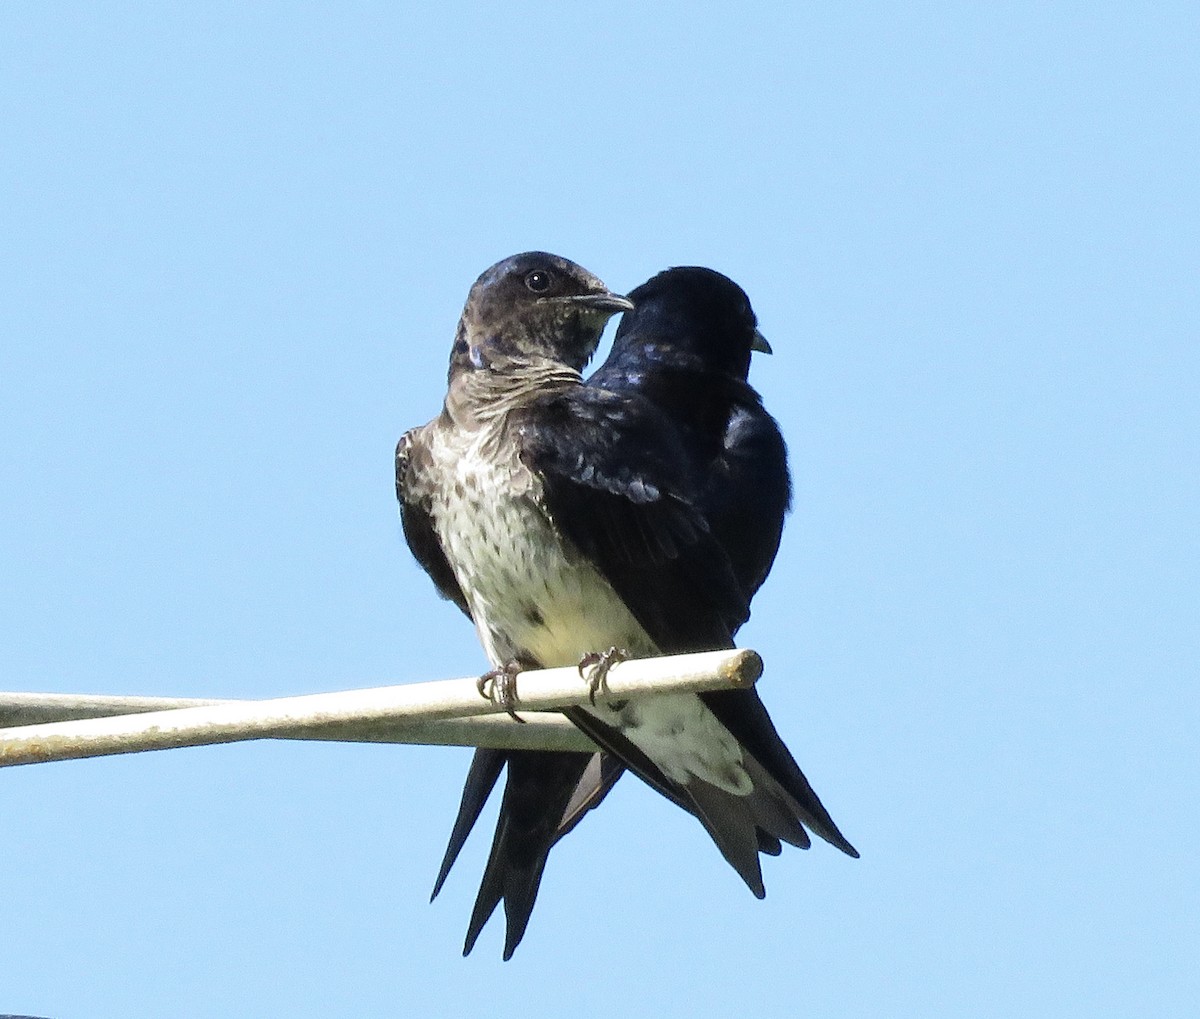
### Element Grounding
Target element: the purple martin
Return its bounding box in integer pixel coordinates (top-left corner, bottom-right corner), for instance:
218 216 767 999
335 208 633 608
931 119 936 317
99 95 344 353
397 255 857 959
569 265 857 862
397 252 631 958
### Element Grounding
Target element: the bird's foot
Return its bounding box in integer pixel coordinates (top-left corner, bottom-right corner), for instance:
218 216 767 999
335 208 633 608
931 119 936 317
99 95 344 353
577 646 629 708
477 659 526 723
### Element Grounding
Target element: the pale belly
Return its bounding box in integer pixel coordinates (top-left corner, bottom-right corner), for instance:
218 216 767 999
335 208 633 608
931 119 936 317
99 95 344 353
429 432 751 795
429 438 658 669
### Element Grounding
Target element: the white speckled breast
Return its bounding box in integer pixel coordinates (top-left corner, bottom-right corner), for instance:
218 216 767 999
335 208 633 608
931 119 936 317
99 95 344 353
426 422 658 670
424 414 752 796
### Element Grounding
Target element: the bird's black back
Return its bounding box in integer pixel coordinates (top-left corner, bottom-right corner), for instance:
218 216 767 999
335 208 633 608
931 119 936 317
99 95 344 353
589 266 791 599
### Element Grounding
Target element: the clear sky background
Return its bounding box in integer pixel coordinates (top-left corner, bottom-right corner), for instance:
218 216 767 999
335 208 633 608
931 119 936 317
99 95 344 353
2 4 1196 1017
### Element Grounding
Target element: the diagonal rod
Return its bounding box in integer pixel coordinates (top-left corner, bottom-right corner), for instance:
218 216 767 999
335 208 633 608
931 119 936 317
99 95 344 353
0 648 761 768
0 691 598 753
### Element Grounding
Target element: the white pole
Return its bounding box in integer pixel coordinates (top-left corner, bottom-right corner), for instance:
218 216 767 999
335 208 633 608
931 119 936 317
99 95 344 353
0 690 597 752
0 648 761 767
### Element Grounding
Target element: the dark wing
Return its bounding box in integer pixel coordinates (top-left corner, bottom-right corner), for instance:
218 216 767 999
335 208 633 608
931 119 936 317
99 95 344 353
520 386 804 886
516 386 749 652
591 352 791 603
589 355 731 467
703 392 791 598
521 388 858 873
395 428 470 617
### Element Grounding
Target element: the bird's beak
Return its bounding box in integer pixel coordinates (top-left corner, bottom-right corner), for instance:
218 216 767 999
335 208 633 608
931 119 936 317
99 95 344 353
559 292 636 315
751 328 772 354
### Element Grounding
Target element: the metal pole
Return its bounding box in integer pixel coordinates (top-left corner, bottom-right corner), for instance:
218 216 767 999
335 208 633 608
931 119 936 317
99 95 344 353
0 690 598 753
0 648 761 767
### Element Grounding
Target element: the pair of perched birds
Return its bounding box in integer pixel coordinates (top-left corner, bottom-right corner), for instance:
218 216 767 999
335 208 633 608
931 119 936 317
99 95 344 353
396 252 857 959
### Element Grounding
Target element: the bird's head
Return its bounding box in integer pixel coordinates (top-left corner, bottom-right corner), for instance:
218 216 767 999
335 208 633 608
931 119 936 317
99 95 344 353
615 266 768 380
451 252 633 376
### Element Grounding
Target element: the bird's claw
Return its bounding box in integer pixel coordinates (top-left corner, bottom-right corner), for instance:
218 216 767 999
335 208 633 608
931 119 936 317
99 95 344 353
477 660 526 723
577 646 629 707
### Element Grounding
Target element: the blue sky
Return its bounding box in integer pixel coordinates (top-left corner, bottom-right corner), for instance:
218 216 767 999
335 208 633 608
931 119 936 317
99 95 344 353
2 4 1196 1016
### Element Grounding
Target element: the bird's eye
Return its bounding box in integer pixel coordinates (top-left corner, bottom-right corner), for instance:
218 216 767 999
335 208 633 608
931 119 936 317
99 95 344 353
524 270 554 293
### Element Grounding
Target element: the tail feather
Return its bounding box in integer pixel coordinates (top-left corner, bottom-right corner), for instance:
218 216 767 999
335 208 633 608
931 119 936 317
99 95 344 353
702 687 859 858
458 751 597 960
431 748 505 901
436 685 856 959
560 693 857 898
553 752 625 844
672 754 816 899
683 778 770 897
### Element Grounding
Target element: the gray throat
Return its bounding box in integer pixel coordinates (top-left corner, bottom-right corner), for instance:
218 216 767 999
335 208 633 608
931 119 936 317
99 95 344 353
445 357 583 432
